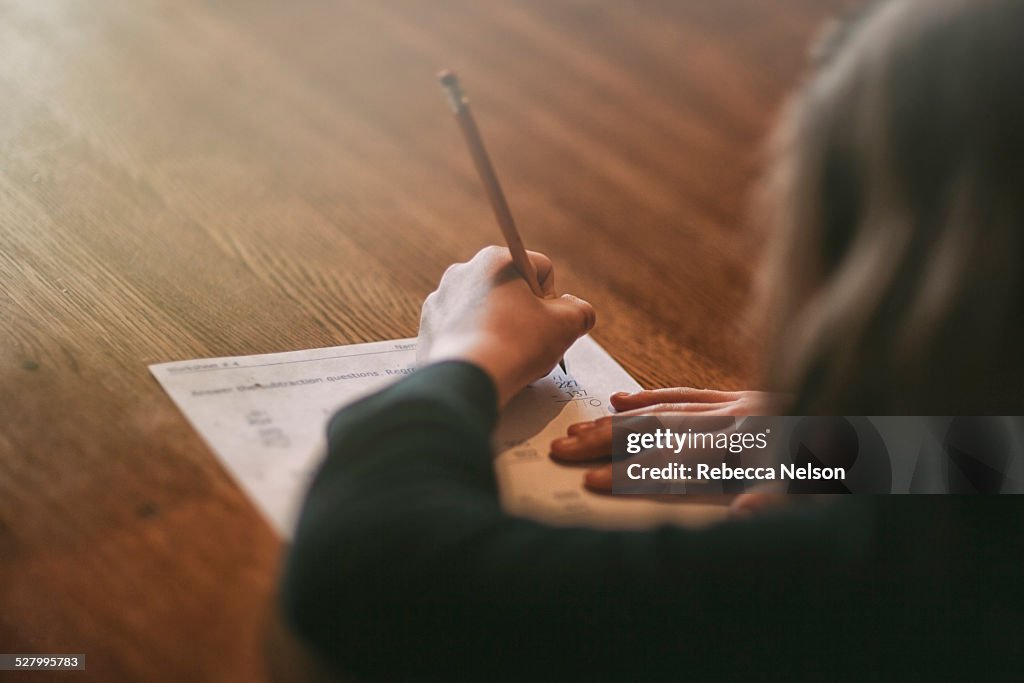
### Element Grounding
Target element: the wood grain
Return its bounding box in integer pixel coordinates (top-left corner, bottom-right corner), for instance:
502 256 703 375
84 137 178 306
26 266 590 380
0 1 855 679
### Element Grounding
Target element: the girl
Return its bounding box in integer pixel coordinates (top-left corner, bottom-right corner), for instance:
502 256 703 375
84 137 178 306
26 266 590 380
282 1 1024 679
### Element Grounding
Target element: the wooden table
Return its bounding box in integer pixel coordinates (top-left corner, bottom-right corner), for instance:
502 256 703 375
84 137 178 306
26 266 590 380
1 1 853 679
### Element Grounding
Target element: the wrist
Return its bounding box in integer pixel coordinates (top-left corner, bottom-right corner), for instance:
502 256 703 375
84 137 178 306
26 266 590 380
420 337 524 408
456 350 525 409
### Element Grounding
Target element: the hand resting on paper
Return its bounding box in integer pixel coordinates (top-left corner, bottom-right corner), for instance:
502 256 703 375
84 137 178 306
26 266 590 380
550 387 788 514
417 246 596 408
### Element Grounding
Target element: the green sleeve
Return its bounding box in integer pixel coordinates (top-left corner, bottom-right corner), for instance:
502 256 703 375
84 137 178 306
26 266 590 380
281 362 894 681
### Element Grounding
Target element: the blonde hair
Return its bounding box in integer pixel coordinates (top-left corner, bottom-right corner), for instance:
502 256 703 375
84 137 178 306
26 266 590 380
759 0 1024 413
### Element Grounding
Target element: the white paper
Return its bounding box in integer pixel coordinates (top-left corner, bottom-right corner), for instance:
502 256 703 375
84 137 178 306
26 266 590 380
150 336 727 537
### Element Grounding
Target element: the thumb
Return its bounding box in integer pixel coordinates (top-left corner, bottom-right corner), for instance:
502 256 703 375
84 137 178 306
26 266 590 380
551 293 596 338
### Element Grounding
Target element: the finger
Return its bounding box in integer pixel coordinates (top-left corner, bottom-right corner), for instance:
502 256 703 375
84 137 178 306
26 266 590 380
567 416 610 436
585 447 684 494
526 250 556 297
550 294 596 338
729 493 791 518
474 245 511 267
612 402 740 418
611 388 744 411
567 421 597 436
550 418 612 461
439 260 465 284
584 464 614 493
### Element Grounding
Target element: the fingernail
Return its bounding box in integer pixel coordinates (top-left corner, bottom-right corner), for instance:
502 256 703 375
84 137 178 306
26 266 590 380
552 436 578 449
612 392 630 399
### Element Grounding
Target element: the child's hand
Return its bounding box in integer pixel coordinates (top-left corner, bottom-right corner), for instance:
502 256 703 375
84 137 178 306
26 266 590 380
550 388 786 492
417 246 595 407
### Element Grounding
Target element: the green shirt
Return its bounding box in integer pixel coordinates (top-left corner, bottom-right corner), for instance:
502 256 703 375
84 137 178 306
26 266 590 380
281 362 1023 681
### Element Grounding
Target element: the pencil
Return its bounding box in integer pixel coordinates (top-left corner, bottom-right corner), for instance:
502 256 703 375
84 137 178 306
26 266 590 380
438 69 567 373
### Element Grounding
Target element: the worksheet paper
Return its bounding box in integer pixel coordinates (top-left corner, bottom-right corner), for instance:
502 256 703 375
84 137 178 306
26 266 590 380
150 336 727 537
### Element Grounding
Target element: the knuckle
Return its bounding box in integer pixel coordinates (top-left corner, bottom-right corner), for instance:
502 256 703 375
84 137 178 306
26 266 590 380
442 263 460 279
532 251 553 269
480 245 507 261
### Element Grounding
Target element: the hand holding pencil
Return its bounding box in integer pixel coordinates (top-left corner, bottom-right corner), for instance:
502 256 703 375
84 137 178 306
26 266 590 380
416 246 596 408
437 70 571 375
415 70 594 404
438 70 547 298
